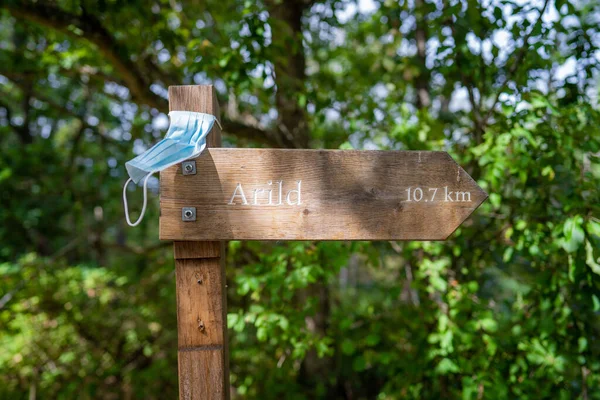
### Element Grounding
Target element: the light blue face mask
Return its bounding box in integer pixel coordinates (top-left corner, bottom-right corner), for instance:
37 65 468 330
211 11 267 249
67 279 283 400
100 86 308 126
123 111 221 226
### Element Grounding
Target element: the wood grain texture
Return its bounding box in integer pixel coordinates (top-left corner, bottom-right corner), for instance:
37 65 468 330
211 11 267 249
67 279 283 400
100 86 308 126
160 149 487 241
174 241 221 259
168 85 229 400
178 349 225 400
175 255 226 347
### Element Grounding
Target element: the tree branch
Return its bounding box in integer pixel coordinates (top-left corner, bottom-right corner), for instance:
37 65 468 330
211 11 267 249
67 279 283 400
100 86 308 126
3 1 288 149
265 0 311 148
483 0 550 125
104 241 172 255
414 0 431 109
222 119 284 148
3 1 168 110
0 96 26 140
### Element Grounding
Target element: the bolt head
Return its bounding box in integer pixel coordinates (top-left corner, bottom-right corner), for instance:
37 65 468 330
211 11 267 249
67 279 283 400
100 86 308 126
181 207 196 221
182 161 196 175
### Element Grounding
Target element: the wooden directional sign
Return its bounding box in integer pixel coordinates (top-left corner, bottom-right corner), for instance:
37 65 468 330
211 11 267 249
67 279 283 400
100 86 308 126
159 148 487 241
162 85 488 400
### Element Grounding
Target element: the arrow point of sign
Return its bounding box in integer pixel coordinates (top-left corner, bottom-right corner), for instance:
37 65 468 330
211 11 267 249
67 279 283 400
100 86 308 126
440 156 488 240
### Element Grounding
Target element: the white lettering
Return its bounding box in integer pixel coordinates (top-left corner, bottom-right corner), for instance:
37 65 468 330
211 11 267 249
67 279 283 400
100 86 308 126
428 187 437 201
253 189 264 205
277 180 283 205
456 191 471 202
444 186 454 202
228 183 248 205
286 180 302 205
266 181 273 205
228 180 302 207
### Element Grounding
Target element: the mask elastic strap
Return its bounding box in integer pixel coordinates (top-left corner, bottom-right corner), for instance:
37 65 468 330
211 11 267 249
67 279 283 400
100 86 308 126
123 173 153 227
213 117 222 130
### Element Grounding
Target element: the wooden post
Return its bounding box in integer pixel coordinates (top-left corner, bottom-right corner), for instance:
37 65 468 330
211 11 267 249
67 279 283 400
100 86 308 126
165 85 229 400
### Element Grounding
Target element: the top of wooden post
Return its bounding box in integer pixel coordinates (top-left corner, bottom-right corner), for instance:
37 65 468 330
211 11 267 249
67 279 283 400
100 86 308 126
168 85 221 148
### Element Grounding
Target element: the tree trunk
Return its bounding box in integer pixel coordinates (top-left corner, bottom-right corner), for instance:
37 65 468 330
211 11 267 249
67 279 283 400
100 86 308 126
414 0 430 110
266 0 333 395
266 0 310 149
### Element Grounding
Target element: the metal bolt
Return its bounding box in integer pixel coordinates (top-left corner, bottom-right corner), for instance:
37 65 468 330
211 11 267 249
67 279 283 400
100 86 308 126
182 160 196 175
182 207 196 221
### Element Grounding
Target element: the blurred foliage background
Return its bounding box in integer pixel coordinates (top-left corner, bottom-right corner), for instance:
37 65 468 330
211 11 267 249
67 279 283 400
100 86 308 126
1 0 600 398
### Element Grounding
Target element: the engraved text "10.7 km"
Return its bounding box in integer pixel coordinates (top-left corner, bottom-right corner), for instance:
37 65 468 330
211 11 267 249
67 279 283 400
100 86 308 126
405 186 472 203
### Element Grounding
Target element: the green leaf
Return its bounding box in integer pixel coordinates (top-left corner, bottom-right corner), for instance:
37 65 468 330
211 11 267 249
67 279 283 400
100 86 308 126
352 355 367 372
256 326 267 342
578 337 588 353
568 255 576 282
382 57 395 72
541 165 555 180
562 216 584 253
587 220 600 238
278 316 289 331
365 333 381 346
531 94 550 109
436 358 459 375
585 241 600 275
341 339 355 355
478 318 498 333
339 141 354 150
298 94 307 108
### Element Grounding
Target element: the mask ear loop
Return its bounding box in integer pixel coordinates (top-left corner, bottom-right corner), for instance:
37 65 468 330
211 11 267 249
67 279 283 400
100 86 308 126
123 113 220 228
123 173 153 227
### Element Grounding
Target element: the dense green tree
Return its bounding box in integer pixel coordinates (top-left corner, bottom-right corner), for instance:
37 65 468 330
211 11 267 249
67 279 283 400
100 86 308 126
1 0 599 398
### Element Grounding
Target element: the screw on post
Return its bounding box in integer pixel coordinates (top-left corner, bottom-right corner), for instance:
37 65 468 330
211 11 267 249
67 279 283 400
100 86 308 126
182 160 196 175
182 207 196 221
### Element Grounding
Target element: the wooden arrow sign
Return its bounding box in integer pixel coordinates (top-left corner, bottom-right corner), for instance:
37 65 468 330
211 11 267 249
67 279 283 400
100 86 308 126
159 149 487 241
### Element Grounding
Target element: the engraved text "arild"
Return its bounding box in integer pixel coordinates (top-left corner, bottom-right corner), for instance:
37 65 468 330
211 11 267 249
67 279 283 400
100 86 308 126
228 180 302 206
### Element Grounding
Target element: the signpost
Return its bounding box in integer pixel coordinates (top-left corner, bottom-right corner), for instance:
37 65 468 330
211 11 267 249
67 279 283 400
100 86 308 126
162 85 487 399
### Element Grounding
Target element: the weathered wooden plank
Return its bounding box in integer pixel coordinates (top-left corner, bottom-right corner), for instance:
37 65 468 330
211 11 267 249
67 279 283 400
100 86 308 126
160 149 487 241
175 255 227 348
178 349 225 400
168 85 229 400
